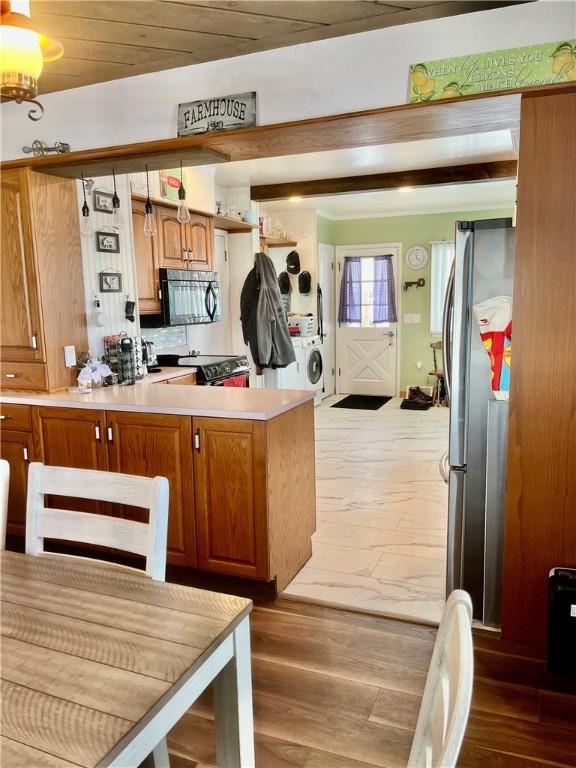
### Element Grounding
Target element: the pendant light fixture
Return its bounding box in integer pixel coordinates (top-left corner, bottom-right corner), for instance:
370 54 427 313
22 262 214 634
176 160 191 225
111 170 123 231
0 0 64 121
79 173 93 239
143 165 157 237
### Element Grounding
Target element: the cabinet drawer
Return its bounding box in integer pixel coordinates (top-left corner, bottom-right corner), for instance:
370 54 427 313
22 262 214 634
1 362 47 391
166 373 197 385
0 403 32 431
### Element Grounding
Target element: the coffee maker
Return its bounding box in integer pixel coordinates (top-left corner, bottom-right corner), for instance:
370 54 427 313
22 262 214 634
143 340 159 372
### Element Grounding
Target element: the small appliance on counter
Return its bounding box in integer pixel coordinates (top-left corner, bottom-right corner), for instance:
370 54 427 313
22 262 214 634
157 353 250 386
142 340 159 372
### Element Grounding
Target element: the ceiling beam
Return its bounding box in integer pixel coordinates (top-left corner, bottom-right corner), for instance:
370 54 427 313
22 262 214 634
250 160 518 201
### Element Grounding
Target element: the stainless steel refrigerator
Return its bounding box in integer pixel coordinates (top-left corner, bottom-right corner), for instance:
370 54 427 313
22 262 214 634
442 218 515 626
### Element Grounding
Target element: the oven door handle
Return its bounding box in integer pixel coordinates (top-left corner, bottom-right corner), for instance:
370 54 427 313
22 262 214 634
205 283 217 321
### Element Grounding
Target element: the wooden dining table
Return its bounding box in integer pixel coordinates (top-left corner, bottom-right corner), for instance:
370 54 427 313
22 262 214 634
0 551 254 768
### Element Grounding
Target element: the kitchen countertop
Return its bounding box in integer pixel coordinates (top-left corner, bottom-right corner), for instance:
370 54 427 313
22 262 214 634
0 368 314 421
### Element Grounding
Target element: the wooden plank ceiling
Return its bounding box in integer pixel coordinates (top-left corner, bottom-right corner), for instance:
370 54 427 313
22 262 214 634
30 0 525 94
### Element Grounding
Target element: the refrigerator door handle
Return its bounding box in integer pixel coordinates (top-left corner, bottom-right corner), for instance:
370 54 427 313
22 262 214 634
442 260 455 402
449 228 473 468
447 469 465 595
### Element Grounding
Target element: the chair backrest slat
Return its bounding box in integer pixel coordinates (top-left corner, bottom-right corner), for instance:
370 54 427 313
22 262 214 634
25 463 169 581
407 590 474 768
37 508 150 556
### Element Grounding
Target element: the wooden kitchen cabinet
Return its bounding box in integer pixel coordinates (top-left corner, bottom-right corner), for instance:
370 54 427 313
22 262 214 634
0 404 35 538
0 432 34 537
157 203 214 272
32 407 109 517
193 417 269 579
106 411 196 566
0 170 44 364
0 171 87 391
186 214 214 271
132 198 161 314
157 204 188 269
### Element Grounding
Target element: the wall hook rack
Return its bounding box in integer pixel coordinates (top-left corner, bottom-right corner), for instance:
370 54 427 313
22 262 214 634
22 139 71 156
403 278 426 292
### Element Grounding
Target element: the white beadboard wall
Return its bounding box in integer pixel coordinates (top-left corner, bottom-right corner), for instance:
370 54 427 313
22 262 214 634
78 174 139 359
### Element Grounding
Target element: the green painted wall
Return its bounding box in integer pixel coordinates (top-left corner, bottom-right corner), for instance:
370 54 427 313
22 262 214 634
319 208 513 391
317 215 335 245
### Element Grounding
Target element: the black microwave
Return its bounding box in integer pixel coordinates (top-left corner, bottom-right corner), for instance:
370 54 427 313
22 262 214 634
159 268 221 326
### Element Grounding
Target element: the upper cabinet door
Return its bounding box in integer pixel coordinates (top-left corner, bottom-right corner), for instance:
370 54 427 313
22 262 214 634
132 199 161 314
0 170 44 362
158 205 187 269
186 214 214 271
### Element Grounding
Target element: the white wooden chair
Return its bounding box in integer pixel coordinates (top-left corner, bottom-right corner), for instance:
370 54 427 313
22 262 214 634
0 459 9 550
407 590 474 768
25 462 172 767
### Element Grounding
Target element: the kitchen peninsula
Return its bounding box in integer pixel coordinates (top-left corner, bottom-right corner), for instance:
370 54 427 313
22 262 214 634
0 383 316 595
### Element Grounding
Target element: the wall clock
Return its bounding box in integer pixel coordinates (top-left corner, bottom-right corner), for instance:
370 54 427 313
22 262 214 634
406 245 429 270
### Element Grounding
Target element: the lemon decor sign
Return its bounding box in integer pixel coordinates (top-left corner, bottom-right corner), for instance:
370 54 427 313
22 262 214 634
409 40 576 102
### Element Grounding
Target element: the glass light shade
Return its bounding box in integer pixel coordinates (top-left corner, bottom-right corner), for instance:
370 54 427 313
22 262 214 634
144 211 157 237
0 26 44 80
80 213 93 239
177 199 191 225
111 207 123 231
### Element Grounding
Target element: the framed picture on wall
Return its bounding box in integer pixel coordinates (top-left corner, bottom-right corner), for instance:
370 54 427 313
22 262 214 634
93 190 114 213
99 271 122 293
95 231 120 253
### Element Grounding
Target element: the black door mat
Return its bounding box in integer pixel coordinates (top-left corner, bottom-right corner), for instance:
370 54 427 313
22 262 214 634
331 395 392 410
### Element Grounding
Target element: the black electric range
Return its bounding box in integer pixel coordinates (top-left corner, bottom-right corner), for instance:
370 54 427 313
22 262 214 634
157 354 250 385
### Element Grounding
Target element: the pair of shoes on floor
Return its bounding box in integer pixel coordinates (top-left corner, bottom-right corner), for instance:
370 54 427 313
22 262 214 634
408 386 433 403
400 397 431 411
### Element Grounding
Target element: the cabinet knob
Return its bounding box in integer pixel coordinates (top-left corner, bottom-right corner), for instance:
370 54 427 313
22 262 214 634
4 373 19 379
0 415 11 420
194 430 201 451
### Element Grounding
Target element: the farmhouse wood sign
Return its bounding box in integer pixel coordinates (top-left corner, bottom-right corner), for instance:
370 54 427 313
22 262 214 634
177 92 257 136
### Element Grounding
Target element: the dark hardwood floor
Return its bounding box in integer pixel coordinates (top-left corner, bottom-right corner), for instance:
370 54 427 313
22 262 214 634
166 598 576 768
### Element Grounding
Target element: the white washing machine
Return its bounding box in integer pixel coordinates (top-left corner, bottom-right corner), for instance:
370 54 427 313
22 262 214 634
299 335 324 406
273 336 324 406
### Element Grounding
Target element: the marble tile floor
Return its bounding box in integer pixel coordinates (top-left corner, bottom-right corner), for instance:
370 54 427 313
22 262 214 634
283 395 449 624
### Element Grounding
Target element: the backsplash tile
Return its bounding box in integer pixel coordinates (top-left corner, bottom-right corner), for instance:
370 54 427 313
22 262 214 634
141 326 187 352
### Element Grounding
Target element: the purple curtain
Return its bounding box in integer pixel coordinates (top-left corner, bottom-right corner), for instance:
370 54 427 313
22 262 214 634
338 257 361 323
373 255 397 323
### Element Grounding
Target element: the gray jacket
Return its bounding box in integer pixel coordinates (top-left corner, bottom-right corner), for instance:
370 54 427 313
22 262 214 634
255 252 296 369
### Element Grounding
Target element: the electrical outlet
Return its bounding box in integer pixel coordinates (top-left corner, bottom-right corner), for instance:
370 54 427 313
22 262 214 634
64 345 77 368
404 313 421 324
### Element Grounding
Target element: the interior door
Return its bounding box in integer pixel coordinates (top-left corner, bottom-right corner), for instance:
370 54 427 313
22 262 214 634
336 245 399 397
318 242 335 397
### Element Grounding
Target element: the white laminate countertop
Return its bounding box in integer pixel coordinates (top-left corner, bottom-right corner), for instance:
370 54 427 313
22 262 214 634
0 368 314 421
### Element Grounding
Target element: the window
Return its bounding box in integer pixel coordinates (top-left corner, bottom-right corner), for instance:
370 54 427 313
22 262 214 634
338 255 397 328
429 241 454 334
